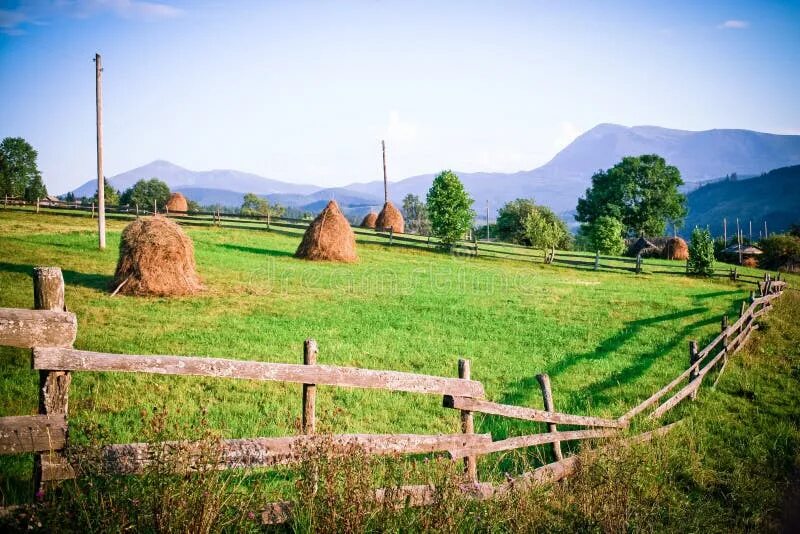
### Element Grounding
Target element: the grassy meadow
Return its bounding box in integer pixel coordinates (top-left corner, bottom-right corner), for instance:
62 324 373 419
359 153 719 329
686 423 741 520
0 208 797 512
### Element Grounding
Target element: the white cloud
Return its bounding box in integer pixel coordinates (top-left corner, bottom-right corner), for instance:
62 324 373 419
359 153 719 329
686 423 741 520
553 121 582 151
718 20 749 30
1 0 182 35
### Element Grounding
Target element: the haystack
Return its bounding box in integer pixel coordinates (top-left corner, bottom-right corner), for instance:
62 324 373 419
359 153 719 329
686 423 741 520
663 237 689 260
295 200 358 262
375 201 405 233
112 216 202 296
360 211 378 229
165 192 188 214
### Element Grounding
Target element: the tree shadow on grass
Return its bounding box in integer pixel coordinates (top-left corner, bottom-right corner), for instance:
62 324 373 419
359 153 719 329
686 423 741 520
216 243 294 258
0 262 112 292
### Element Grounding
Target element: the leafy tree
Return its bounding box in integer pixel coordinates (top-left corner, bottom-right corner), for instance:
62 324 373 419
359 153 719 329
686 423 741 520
23 174 48 202
584 215 625 255
241 193 285 218
402 193 431 235
576 155 686 236
186 199 201 214
92 178 119 206
63 192 76 203
522 205 571 251
759 234 800 271
120 178 171 212
426 170 475 247
688 227 715 276
496 199 538 245
0 137 43 198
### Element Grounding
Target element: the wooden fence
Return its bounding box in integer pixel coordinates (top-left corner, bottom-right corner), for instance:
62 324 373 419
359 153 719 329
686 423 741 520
3 198 773 280
0 267 788 523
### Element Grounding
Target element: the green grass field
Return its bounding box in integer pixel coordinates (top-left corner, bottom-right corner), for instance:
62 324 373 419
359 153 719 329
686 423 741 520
0 209 796 507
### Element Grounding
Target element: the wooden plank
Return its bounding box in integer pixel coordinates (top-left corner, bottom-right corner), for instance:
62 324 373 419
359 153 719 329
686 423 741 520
443 396 623 428
619 364 697 423
449 428 618 459
32 348 486 398
0 308 77 349
92 433 493 475
649 348 727 420
0 415 67 454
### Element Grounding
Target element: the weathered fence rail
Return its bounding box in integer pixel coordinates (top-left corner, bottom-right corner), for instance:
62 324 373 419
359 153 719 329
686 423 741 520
0 266 788 523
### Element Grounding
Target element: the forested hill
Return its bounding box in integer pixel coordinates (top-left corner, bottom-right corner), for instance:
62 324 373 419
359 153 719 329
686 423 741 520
684 165 800 237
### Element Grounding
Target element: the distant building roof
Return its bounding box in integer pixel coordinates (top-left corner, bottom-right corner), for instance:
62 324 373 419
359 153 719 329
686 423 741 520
723 244 763 255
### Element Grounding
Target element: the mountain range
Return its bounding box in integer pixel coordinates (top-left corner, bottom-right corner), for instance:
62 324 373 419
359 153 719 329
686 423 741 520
70 123 800 219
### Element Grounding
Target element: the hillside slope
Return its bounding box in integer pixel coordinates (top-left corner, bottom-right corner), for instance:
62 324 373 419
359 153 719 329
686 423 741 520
684 165 800 236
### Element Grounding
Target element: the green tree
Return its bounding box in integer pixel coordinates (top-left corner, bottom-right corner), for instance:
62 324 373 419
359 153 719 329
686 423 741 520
120 178 171 212
522 205 571 251
759 234 800 270
426 170 475 247
402 193 431 235
92 178 119 206
23 174 48 202
241 192 285 218
496 198 538 245
186 199 201 214
584 215 625 255
688 227 715 276
0 137 42 198
576 155 686 236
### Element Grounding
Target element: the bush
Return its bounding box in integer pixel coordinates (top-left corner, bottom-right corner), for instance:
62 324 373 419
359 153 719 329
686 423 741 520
584 216 625 255
522 206 571 251
759 234 800 271
496 199 538 245
688 227 715 275
426 170 475 247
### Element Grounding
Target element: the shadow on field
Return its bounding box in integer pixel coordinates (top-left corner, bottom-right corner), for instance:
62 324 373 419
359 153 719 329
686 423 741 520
691 289 742 300
495 307 714 416
0 262 112 292
217 243 294 258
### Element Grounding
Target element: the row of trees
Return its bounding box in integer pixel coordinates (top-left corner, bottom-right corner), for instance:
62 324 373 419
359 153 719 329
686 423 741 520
0 137 47 201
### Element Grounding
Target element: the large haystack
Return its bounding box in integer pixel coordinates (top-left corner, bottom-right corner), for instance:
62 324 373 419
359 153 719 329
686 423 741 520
112 216 202 296
375 201 404 233
295 200 358 262
360 211 378 229
663 237 689 260
165 192 188 214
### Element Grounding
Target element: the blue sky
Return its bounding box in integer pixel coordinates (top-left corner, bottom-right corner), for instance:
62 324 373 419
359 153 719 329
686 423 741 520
1 0 799 194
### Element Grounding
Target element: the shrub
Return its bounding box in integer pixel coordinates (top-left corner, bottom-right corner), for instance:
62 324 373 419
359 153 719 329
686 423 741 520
688 227 715 275
522 206 571 251
585 216 625 255
426 170 475 247
759 234 800 271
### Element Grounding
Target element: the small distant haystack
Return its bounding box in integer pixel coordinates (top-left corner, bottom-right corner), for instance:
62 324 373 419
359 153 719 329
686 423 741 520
742 256 759 268
295 200 358 262
360 211 378 229
165 192 188 214
663 237 689 260
112 216 202 296
375 201 405 233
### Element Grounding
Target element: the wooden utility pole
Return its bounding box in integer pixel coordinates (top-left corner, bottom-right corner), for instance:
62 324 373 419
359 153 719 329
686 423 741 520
764 220 768 239
723 217 727 244
381 140 388 204
749 220 752 243
94 53 106 250
486 200 490 240
736 218 742 265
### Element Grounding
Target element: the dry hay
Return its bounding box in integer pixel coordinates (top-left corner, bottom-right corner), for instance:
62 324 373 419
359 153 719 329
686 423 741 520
663 237 689 260
112 216 202 296
375 201 405 233
295 200 358 262
360 212 378 228
165 192 188 214
742 256 759 268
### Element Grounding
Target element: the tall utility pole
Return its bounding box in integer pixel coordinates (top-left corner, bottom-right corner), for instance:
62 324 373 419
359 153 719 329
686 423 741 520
381 140 388 204
486 200 490 240
749 220 752 243
764 220 768 239
94 53 106 249
723 217 727 244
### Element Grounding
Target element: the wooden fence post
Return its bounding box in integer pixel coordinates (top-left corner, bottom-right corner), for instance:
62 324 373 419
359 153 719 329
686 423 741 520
594 250 600 271
458 358 477 482
32 267 73 497
721 313 729 358
689 340 700 401
36 197 40 213
91 202 95 219
389 227 394 246
635 253 642 274
302 339 318 435
536 373 563 461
